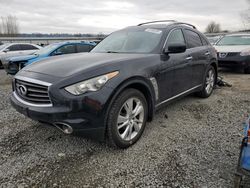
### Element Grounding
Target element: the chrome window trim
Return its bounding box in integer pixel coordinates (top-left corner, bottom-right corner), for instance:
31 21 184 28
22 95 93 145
13 91 53 107
162 27 185 51
15 75 52 87
155 84 202 108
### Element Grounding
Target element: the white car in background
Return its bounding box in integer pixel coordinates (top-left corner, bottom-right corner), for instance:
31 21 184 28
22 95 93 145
0 43 42 69
214 33 250 74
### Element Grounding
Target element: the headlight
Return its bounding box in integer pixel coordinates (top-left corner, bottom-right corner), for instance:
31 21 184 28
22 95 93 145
240 48 250 56
65 71 119 95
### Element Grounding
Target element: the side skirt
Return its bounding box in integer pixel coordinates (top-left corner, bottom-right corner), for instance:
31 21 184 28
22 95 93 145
155 85 202 109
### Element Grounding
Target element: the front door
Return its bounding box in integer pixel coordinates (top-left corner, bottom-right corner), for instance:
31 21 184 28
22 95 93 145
166 28 193 97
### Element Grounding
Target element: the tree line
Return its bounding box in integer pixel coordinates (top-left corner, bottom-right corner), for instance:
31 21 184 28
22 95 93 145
0 15 19 37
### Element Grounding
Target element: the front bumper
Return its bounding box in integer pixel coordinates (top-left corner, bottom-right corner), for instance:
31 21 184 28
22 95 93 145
217 53 250 68
10 83 114 140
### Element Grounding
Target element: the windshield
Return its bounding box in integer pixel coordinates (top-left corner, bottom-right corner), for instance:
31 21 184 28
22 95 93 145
92 28 163 53
0 44 8 51
216 35 250 46
34 43 60 55
207 36 221 44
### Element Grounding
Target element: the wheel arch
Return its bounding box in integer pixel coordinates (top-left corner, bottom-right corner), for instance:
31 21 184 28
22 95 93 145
104 76 156 131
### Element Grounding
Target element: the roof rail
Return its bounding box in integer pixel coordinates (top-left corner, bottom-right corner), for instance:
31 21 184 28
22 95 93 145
138 20 196 29
171 22 196 29
138 20 177 26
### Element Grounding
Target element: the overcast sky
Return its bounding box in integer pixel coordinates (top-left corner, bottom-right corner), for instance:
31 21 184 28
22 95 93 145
0 0 249 34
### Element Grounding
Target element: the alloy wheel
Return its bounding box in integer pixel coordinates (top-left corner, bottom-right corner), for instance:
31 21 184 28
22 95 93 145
117 97 145 141
205 69 215 95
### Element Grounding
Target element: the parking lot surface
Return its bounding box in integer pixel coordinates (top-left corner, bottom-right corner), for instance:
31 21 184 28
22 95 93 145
0 69 250 187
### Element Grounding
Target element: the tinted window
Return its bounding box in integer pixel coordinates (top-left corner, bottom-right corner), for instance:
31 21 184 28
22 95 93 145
185 30 203 48
54 44 76 55
19 44 39 50
167 29 185 45
7 44 20 51
76 44 91 52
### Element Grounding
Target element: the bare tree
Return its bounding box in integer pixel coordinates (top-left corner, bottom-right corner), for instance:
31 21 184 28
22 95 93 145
0 15 19 37
240 0 250 29
205 21 221 33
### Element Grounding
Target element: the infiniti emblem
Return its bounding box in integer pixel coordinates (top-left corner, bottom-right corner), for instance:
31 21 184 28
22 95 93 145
18 85 28 96
219 52 228 58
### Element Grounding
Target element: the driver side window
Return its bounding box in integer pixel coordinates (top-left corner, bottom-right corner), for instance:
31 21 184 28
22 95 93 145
52 44 76 55
167 29 185 45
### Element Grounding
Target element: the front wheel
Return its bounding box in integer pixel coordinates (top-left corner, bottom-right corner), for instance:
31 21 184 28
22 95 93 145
196 66 216 98
106 89 148 148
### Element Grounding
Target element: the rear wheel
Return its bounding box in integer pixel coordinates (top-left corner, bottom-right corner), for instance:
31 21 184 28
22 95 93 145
197 66 216 98
234 174 242 188
107 89 148 148
0 60 3 69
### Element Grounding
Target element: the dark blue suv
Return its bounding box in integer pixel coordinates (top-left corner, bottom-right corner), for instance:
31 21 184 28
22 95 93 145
10 21 217 148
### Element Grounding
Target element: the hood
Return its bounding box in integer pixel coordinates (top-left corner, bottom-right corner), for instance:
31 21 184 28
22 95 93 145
22 52 155 77
9 54 38 62
214 45 250 53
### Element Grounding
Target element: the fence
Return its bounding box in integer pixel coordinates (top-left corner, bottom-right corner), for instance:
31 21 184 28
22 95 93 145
0 37 104 46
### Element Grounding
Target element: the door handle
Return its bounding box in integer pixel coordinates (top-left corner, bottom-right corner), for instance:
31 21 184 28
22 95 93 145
185 56 193 61
205 52 210 56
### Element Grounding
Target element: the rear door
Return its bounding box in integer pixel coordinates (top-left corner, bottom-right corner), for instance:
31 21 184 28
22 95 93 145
183 29 207 87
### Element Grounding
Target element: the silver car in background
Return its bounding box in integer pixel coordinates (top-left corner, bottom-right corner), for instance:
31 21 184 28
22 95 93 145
214 33 250 74
0 43 42 69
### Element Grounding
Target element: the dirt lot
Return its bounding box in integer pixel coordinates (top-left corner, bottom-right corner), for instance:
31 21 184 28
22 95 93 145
0 69 250 187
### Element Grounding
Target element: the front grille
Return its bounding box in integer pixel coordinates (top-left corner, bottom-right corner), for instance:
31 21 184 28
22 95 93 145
15 79 51 105
217 52 239 58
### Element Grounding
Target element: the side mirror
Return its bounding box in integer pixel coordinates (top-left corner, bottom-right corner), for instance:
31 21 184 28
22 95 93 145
164 43 187 54
3 49 9 53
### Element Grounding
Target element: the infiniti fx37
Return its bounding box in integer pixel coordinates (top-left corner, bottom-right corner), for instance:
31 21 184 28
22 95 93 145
10 21 218 148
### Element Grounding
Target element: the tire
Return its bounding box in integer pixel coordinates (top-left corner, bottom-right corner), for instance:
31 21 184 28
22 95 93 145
0 61 3 69
234 175 242 188
196 66 216 98
106 88 148 148
244 67 250 74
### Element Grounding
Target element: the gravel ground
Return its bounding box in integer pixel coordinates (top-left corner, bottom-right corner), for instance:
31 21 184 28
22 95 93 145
0 69 250 187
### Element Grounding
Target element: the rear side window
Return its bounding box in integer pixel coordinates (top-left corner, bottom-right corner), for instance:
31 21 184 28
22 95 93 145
167 29 185 45
55 44 76 54
76 44 92 52
19 44 39 50
184 29 203 48
7 44 20 51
